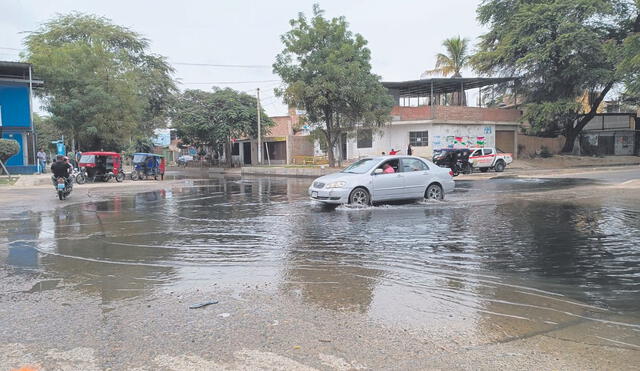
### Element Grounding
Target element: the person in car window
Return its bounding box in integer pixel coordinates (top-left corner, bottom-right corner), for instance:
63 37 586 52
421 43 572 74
383 163 395 173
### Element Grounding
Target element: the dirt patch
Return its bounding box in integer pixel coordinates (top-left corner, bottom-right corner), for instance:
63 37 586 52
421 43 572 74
513 155 640 170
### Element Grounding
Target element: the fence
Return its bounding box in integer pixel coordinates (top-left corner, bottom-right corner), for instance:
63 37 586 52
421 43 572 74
517 134 565 158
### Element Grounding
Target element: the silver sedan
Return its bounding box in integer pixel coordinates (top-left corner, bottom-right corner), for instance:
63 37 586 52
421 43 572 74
308 156 455 205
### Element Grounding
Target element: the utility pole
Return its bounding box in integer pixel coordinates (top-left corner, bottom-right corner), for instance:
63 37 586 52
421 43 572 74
257 88 262 165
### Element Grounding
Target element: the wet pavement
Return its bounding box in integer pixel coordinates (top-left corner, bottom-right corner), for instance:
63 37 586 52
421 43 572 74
1 170 640 369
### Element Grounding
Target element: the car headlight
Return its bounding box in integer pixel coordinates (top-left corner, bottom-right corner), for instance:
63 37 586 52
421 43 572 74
325 181 347 188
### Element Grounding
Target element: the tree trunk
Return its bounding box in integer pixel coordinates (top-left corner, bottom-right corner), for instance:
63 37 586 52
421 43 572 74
561 128 579 154
325 130 336 168
225 139 232 167
323 109 337 167
561 81 614 153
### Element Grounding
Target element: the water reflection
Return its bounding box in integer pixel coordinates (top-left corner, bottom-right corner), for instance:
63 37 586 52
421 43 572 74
1 176 639 343
6 212 41 270
282 208 381 312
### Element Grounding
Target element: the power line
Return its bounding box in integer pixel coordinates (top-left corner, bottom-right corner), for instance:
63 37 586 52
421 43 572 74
172 62 271 69
180 79 280 85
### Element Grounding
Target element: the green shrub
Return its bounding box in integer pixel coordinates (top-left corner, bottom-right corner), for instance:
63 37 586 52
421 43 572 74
0 139 20 163
539 145 553 158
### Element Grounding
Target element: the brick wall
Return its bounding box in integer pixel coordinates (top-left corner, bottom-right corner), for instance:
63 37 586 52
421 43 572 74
391 105 522 122
268 116 292 137
290 135 314 156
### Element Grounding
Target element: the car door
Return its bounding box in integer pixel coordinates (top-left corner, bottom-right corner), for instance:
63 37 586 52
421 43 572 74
482 148 496 166
400 158 431 198
371 159 405 201
469 149 483 167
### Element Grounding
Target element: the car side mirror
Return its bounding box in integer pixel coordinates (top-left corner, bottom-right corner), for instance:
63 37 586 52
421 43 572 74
374 168 383 175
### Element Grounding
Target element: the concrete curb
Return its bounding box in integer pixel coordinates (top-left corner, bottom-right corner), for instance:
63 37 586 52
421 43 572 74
241 166 337 178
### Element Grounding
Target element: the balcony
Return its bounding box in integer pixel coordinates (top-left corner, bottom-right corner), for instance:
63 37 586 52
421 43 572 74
390 105 522 123
383 77 522 124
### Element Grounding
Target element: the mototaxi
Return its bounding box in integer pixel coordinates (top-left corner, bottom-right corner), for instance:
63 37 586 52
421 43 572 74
77 152 125 183
131 153 165 180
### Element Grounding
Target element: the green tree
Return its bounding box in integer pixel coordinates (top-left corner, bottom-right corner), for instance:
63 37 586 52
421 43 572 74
619 9 640 104
33 113 59 152
0 139 20 167
130 137 155 154
273 5 393 167
422 36 470 77
23 13 177 152
172 88 274 167
473 0 640 152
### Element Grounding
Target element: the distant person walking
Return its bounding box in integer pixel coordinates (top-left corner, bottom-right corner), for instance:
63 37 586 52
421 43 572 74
407 144 413 156
37 148 47 174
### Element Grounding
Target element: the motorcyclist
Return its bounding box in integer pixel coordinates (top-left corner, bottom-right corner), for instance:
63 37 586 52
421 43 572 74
51 155 73 187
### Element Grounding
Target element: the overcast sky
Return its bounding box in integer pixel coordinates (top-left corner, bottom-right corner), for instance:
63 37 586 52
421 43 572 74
1 0 485 116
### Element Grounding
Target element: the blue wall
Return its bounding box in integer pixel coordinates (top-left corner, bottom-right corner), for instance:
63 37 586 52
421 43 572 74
0 85 31 128
2 132 24 166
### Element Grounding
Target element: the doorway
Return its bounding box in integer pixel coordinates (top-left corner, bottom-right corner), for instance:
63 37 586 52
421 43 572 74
340 133 347 160
243 142 252 165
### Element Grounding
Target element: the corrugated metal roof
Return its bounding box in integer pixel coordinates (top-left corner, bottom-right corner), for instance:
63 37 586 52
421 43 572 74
383 77 518 96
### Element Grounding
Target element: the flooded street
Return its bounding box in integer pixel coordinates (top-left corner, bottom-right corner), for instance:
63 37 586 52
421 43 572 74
1 171 640 369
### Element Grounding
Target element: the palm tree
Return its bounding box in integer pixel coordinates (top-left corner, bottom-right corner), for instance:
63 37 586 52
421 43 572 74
422 36 470 78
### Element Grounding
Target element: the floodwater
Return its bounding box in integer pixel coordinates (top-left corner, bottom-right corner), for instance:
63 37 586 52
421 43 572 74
2 175 640 349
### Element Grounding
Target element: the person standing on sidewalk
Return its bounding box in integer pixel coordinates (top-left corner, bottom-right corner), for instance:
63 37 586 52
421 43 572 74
37 148 47 174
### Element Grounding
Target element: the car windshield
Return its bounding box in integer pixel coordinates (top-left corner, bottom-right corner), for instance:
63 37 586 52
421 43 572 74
79 155 95 163
342 158 378 174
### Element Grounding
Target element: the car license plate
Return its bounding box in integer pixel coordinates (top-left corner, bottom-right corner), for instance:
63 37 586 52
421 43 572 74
312 191 318 198
57 184 65 190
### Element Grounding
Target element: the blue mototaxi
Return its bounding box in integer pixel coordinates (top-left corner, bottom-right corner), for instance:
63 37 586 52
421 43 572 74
131 153 165 181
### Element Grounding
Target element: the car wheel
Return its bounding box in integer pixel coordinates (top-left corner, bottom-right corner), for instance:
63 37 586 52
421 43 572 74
348 187 370 206
495 161 506 172
425 183 444 201
480 168 489 173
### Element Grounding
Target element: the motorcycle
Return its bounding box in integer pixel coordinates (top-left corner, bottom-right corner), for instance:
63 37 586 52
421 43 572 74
451 160 473 177
74 167 87 184
52 176 73 200
434 149 473 177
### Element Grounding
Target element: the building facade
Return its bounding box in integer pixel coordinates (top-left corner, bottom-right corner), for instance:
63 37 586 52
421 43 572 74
0 62 42 173
235 108 314 166
342 78 523 160
576 113 639 156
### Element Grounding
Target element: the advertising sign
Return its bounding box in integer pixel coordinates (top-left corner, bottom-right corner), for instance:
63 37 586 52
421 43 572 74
152 129 171 147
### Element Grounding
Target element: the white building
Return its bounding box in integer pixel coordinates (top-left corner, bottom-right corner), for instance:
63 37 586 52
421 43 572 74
338 78 523 160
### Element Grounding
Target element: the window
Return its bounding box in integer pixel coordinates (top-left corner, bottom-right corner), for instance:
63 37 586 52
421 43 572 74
483 148 493 155
357 129 372 148
402 158 428 172
377 159 400 173
471 150 482 157
342 158 377 174
409 131 429 147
